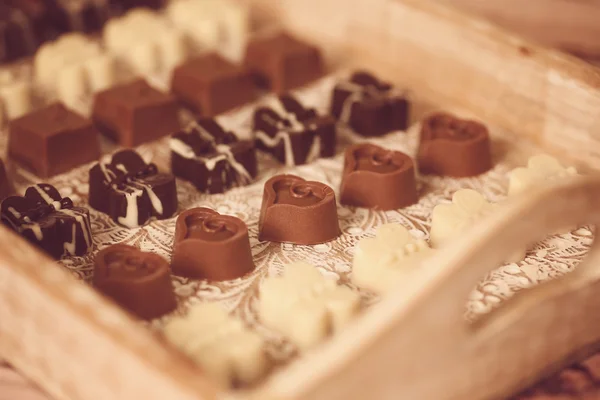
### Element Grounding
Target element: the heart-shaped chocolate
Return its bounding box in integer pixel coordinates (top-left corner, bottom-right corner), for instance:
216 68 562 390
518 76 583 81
89 149 178 228
340 143 418 210
417 112 492 177
93 244 176 320
1 183 92 259
330 70 409 137
171 207 255 280
259 174 340 244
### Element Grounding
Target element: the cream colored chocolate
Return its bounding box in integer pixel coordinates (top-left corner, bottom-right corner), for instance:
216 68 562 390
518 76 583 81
103 9 186 74
34 33 115 108
163 303 268 386
508 154 577 196
0 71 31 124
352 224 433 293
167 0 249 62
259 262 360 350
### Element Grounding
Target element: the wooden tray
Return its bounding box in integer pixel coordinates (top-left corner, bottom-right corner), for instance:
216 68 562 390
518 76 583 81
1 0 600 399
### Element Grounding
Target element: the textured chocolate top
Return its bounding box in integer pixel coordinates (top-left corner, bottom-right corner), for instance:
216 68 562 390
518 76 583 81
96 79 176 110
173 53 249 82
11 103 93 137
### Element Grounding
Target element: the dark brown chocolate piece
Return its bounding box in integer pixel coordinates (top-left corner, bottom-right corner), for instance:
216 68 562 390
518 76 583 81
9 103 101 178
331 71 409 137
0 2 40 62
259 174 340 245
109 0 165 11
171 207 255 280
1 183 93 259
93 244 176 320
51 0 110 33
0 159 13 200
340 143 418 210
92 79 180 147
89 149 178 228
244 32 323 94
170 119 257 194
417 112 492 177
171 53 257 116
253 94 336 166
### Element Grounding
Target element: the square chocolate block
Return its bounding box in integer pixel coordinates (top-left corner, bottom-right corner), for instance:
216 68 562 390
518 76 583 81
92 79 180 147
252 94 336 166
9 103 101 177
171 53 256 116
244 32 323 94
331 71 409 137
170 118 257 193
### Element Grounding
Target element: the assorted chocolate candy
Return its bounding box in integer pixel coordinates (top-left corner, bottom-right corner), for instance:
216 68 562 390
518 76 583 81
93 244 176 320
1 183 93 259
89 149 177 228
92 79 180 147
340 143 418 210
171 53 257 116
8 103 101 178
258 174 340 245
331 71 409 137
417 112 492 177
171 207 255 280
170 118 257 193
244 32 324 93
253 95 336 166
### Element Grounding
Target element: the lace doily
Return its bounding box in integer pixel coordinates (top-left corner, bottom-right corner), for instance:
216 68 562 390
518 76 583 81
1 72 593 369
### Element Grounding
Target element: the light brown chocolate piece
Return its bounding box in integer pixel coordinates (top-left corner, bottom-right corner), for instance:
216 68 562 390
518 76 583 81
171 207 255 280
93 244 176 320
258 174 340 245
340 143 418 210
417 112 492 177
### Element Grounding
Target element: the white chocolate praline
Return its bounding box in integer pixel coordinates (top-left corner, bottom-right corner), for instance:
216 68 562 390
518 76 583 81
167 0 249 62
508 154 577 196
429 189 498 249
34 33 116 104
103 9 187 74
352 224 433 293
259 262 360 350
163 303 267 386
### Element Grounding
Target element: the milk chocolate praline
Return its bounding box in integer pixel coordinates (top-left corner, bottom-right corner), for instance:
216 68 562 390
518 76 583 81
417 112 492 177
93 244 176 320
258 174 340 245
340 143 418 210
171 207 255 280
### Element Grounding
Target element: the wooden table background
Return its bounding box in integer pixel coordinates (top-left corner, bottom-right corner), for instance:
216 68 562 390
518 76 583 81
1 1 600 399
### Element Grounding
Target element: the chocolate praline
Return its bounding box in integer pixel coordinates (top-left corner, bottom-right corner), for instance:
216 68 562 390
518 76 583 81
340 143 418 210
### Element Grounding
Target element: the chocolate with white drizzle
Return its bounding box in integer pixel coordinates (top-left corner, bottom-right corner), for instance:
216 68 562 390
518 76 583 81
330 71 409 137
170 118 257 194
252 94 336 166
1 183 93 259
89 149 177 228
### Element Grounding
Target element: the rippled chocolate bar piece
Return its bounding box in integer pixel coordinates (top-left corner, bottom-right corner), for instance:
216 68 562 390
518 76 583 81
1 183 93 259
92 79 180 147
0 159 13 200
244 32 323 93
172 207 255 280
418 112 492 177
89 149 178 228
253 95 336 166
340 143 418 210
94 244 176 320
259 174 340 245
50 0 110 33
331 71 409 137
171 53 256 116
170 119 257 194
9 103 101 178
